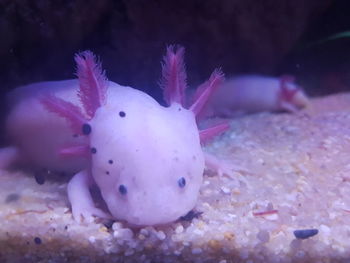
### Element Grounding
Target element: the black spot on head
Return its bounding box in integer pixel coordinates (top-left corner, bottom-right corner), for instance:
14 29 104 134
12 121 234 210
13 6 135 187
119 111 126 117
119 184 127 195
178 177 186 188
34 237 42 245
73 134 79 138
178 108 182 111
82 123 92 135
106 171 110 175
91 147 97 154
108 160 113 164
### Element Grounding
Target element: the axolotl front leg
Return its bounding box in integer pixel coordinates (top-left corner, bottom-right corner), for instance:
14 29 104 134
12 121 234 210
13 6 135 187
67 169 111 221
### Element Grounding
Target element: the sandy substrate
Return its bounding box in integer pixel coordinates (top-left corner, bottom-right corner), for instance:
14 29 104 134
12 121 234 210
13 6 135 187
2 93 350 263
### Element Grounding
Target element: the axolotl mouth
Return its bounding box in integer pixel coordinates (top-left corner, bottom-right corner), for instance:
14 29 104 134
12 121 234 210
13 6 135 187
102 179 204 226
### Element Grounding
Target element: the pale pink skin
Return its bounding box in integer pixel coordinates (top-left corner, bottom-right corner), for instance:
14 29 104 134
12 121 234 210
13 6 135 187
201 75 309 118
0 48 230 226
5 80 88 173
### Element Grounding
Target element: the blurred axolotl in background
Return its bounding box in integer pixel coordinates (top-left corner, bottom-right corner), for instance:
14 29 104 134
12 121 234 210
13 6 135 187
193 74 309 119
0 46 232 226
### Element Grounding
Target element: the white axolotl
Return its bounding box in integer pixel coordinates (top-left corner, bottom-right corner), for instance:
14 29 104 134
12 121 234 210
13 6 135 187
0 46 230 226
195 74 309 118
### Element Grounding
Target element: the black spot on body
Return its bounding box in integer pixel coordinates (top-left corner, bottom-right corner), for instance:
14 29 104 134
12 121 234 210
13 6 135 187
91 147 97 154
119 185 127 195
108 160 113 164
119 111 126 117
178 177 186 188
34 237 42 245
106 171 110 175
73 134 78 138
293 229 319 239
82 123 92 135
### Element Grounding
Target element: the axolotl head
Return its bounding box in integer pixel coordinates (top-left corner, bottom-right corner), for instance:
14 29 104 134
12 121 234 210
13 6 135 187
43 47 226 226
88 46 225 226
90 96 205 225
278 75 309 112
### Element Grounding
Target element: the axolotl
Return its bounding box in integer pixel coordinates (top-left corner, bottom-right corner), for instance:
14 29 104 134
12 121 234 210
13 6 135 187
0 46 229 226
195 74 309 119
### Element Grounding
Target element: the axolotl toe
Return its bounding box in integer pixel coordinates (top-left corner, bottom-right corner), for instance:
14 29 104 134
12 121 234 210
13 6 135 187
1 46 229 226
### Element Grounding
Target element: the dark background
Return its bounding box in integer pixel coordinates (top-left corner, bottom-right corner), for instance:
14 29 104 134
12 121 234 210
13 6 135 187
1 0 350 134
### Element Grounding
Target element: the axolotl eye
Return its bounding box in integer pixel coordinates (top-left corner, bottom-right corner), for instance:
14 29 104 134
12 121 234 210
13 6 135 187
118 184 127 195
177 177 186 188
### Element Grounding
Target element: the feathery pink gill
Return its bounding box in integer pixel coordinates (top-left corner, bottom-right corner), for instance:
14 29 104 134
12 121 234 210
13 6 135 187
161 45 229 143
40 51 109 157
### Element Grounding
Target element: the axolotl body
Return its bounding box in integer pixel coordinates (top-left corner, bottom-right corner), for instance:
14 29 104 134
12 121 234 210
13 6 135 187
196 75 309 118
1 47 228 226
